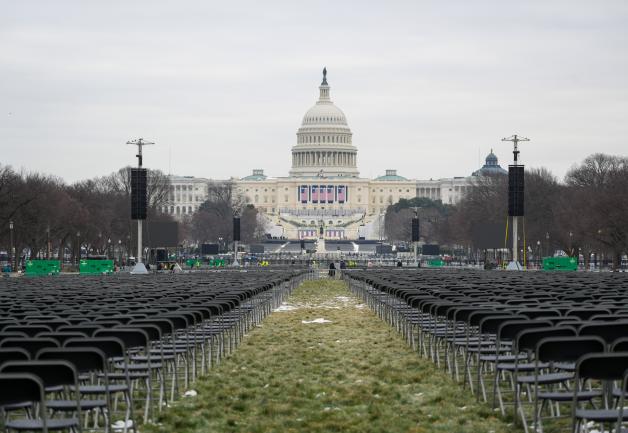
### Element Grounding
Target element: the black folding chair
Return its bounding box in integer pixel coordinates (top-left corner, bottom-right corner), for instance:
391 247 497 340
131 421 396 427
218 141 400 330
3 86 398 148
64 337 136 433
0 373 48 433
37 348 112 433
533 336 606 432
0 360 83 432
571 352 628 433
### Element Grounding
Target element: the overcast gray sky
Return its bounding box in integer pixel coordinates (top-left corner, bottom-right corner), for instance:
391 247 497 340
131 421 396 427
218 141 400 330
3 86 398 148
1 0 627 183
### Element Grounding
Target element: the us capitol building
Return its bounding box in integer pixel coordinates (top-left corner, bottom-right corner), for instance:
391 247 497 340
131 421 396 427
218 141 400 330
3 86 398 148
164 69 507 240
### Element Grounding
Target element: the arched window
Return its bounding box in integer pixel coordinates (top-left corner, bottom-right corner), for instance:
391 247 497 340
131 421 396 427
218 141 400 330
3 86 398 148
176 206 180 214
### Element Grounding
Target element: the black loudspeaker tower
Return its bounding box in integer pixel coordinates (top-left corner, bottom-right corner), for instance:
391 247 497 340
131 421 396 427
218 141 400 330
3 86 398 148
131 168 147 220
411 217 420 242
300 240 305 250
508 165 525 216
233 217 241 242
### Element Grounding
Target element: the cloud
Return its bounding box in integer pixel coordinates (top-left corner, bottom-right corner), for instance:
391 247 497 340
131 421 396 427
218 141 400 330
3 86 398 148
0 0 626 182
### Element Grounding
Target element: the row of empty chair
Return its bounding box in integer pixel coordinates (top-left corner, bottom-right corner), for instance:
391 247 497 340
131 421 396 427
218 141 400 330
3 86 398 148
346 269 628 433
0 269 309 432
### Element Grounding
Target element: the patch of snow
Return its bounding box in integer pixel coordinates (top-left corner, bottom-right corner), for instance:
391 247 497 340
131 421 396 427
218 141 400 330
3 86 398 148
302 318 332 324
111 420 133 431
274 303 298 312
355 304 367 309
183 390 198 397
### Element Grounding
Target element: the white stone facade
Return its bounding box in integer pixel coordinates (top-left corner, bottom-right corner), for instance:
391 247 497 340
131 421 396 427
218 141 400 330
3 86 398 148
163 69 507 239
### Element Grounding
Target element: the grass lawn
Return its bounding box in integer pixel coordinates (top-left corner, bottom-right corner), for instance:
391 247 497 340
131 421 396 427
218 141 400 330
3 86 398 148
143 280 517 433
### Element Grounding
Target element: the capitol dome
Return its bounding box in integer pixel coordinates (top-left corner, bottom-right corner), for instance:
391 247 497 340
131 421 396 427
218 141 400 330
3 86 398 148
289 68 359 178
472 149 508 176
301 102 348 127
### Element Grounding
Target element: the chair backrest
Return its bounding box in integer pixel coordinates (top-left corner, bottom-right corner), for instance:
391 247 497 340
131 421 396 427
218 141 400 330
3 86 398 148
516 308 562 319
35 332 89 344
612 337 628 353
63 337 125 359
0 372 45 408
26 320 71 330
566 308 612 320
498 320 553 342
578 321 628 347
93 328 148 351
36 348 107 374
0 320 19 331
121 324 161 342
57 324 103 336
128 319 174 336
537 336 606 363
0 331 29 342
468 310 508 327
0 360 78 388
576 352 628 381
0 337 61 357
3 325 53 337
478 315 526 335
0 347 30 365
516 327 577 353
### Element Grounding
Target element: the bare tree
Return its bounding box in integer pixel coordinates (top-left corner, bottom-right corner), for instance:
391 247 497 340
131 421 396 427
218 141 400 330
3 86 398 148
189 181 262 245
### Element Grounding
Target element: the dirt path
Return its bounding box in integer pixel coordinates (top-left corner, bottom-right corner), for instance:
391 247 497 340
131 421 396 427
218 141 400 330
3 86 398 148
144 280 514 433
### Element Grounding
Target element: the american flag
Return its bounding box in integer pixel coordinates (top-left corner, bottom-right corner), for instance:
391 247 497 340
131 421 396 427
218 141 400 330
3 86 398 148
337 185 345 203
311 185 318 203
319 186 327 203
300 185 308 203
327 185 334 203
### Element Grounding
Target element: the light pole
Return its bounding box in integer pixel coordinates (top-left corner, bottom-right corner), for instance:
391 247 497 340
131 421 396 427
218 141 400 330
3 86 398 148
126 234 131 265
117 240 122 266
76 231 81 266
46 225 50 259
536 240 541 268
545 232 550 258
569 231 573 256
9 221 14 272
107 238 111 260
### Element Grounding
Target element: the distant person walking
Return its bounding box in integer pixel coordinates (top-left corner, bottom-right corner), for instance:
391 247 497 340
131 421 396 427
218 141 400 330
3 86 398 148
328 262 336 278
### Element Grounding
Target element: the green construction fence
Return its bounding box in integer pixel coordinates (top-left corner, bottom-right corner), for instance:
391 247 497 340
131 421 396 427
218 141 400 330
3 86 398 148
25 260 61 276
186 259 202 268
427 259 445 267
542 256 578 271
80 259 114 275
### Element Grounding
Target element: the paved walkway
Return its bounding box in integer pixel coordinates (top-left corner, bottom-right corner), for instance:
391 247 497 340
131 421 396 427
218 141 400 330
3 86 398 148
144 280 513 433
